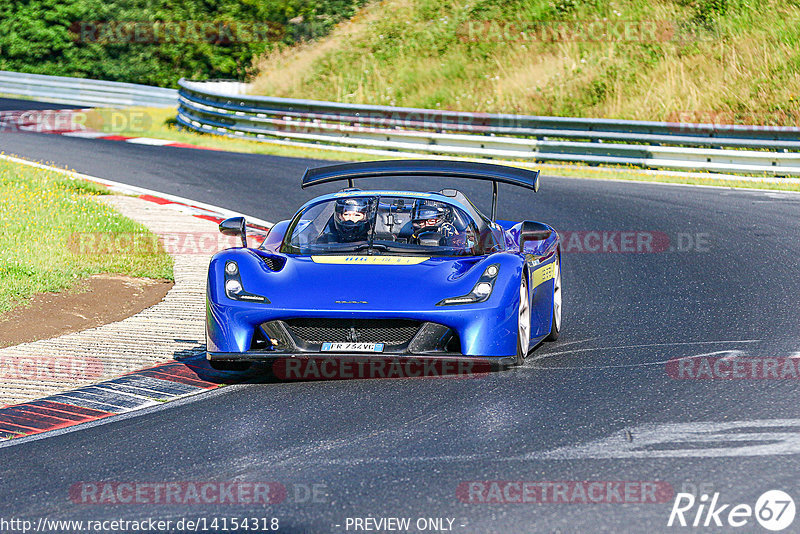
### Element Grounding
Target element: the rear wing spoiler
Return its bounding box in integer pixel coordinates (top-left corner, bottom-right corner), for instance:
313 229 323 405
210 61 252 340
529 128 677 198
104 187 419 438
301 159 540 221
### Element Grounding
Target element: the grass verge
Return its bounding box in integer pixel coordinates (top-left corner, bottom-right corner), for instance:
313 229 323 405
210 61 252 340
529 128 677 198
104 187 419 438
0 158 173 315
249 0 800 125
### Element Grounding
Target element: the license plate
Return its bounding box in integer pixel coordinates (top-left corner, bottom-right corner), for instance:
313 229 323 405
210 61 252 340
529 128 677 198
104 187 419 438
321 342 385 353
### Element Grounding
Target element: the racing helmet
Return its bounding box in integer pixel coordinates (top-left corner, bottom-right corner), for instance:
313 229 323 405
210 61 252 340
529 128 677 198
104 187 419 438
333 197 372 241
411 200 452 236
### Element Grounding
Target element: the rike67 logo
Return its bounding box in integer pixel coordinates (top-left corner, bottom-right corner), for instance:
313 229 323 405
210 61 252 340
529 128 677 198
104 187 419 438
668 490 795 531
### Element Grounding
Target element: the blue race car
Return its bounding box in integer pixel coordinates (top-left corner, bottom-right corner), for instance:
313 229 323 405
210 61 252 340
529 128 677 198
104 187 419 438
206 160 561 371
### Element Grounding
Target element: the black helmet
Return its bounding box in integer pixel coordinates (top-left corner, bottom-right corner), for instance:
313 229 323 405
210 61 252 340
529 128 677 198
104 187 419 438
333 197 372 241
411 200 451 236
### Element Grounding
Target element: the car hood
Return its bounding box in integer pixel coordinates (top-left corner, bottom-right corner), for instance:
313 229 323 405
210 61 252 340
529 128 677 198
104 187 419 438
265 255 485 312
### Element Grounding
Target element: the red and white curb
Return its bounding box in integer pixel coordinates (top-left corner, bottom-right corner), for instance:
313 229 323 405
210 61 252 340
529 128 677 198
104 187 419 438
1 107 223 152
0 155 276 442
0 358 264 442
64 131 222 151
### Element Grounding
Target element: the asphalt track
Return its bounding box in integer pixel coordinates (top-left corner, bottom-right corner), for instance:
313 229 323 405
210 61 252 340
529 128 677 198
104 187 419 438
0 98 84 111
2 98 800 532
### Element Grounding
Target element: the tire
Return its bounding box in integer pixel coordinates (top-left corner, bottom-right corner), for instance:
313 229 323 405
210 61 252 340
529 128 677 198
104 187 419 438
515 272 531 365
545 254 562 342
209 359 252 371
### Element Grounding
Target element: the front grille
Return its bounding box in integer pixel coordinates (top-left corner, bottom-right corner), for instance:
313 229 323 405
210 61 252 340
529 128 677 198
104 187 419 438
283 318 422 345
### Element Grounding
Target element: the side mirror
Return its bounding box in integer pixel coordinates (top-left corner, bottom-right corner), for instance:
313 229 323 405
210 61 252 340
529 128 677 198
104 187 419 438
219 217 247 248
519 221 551 253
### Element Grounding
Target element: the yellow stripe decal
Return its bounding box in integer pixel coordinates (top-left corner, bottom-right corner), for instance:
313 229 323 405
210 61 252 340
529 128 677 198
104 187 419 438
532 262 555 287
311 256 430 265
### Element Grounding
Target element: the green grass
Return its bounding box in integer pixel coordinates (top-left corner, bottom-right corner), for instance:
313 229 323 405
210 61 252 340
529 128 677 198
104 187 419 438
0 158 173 315
250 0 800 125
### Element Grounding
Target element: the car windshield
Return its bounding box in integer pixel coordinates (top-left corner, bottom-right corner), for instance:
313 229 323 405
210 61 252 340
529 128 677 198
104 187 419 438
280 195 493 257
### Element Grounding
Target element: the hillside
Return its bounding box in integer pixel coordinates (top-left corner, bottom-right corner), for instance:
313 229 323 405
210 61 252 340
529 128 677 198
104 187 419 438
251 0 800 125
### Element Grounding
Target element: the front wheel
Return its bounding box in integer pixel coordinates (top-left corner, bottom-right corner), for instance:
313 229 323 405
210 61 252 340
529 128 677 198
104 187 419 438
515 273 531 365
545 254 561 342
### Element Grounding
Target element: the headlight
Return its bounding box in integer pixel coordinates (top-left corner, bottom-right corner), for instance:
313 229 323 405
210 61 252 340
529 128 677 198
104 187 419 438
225 279 243 295
473 282 493 298
222 260 270 303
437 263 500 306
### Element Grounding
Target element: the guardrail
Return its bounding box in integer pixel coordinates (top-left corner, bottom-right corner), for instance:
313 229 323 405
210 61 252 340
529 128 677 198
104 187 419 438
0 71 177 108
178 79 800 176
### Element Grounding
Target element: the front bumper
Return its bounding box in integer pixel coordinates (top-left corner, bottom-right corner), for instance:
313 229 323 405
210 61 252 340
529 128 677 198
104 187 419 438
259 318 458 354
207 351 514 379
206 248 530 359
207 303 521 358
208 316 516 367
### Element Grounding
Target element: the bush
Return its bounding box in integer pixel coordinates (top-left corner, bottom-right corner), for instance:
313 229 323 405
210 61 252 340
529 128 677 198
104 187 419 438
0 0 367 87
